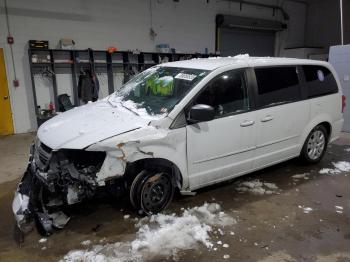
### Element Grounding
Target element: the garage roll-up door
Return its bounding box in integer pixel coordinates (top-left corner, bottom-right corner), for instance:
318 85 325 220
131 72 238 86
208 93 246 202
216 14 287 57
220 28 275 56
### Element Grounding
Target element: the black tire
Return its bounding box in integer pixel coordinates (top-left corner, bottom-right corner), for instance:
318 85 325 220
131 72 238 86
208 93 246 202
129 170 149 211
129 170 174 215
300 125 328 164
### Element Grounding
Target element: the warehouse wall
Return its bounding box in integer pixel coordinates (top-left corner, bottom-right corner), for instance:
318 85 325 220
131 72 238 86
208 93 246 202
0 0 307 133
344 0 350 44
305 0 342 49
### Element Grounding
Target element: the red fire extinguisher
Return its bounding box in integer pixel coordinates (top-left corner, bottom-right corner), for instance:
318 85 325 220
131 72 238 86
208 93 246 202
48 101 54 111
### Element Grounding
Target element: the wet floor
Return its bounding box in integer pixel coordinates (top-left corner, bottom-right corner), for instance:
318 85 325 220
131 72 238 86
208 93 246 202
0 133 350 262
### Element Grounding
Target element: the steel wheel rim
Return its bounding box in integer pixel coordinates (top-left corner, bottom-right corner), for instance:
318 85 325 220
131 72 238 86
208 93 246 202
306 130 325 160
141 172 173 214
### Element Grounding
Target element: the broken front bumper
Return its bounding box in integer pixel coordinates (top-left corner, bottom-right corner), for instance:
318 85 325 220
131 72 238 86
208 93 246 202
12 164 70 236
12 165 36 234
12 143 71 236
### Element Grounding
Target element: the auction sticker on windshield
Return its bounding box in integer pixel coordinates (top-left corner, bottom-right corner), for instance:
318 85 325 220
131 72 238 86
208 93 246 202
175 73 197 81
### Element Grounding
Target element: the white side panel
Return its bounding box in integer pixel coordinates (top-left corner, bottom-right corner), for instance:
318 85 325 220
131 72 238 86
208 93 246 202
187 112 256 190
309 94 343 139
254 100 310 168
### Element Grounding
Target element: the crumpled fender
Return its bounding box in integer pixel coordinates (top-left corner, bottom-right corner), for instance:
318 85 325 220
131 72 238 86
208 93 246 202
87 126 188 188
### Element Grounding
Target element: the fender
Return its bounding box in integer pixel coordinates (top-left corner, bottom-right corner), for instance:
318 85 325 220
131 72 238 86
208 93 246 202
87 126 189 189
298 113 333 153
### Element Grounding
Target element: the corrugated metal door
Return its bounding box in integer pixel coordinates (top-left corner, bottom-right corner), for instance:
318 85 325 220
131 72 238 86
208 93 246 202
219 28 275 57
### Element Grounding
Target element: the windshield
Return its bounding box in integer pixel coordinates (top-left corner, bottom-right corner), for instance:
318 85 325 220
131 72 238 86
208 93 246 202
109 66 210 118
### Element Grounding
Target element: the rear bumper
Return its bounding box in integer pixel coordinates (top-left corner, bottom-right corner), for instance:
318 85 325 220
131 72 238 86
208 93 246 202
330 118 344 143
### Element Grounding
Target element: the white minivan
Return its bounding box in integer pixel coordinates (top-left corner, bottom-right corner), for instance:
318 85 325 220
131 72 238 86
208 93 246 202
13 56 345 235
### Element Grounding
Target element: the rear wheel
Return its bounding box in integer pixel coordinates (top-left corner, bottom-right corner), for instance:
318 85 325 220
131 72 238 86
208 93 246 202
129 170 174 215
300 125 328 164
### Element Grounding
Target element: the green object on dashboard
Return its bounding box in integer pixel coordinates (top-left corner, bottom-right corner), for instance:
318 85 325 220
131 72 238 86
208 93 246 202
146 75 174 96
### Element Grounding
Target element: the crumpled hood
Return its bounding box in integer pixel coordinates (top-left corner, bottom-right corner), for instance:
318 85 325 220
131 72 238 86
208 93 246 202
37 100 150 150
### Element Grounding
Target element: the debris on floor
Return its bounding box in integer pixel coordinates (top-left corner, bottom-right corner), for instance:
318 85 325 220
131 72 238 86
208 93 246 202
298 205 313 214
292 173 310 180
335 206 344 214
61 203 235 262
235 179 279 195
38 238 47 244
319 161 350 175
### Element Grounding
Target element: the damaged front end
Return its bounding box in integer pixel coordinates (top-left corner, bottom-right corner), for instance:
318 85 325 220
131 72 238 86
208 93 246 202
12 138 106 237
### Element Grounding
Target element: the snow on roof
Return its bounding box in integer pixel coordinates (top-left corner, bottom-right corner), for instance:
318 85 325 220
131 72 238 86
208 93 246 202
161 54 329 71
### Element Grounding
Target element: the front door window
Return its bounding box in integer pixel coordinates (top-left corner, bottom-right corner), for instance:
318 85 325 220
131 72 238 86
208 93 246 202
193 69 250 118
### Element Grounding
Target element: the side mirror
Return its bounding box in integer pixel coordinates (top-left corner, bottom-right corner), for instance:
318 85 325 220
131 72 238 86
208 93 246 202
188 104 215 124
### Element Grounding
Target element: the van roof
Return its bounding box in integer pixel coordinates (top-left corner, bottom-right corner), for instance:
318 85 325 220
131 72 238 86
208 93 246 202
162 55 329 71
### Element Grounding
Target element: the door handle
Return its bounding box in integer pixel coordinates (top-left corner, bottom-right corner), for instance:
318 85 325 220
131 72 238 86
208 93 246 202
240 120 255 127
4 96 9 100
261 115 274 122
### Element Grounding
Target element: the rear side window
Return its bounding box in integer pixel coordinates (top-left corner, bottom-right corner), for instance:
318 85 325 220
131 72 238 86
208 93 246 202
255 66 301 108
302 65 338 98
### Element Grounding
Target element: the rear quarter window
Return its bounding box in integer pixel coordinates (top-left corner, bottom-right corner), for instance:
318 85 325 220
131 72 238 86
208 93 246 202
302 65 338 98
255 66 301 108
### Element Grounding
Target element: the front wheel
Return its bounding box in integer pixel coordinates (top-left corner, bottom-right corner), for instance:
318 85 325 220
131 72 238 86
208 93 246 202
129 170 174 215
300 125 328 164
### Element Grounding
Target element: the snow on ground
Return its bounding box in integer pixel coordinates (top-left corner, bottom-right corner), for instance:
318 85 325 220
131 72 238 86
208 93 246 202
319 161 350 175
81 240 92 246
319 168 341 175
235 179 279 195
61 203 235 262
333 161 350 172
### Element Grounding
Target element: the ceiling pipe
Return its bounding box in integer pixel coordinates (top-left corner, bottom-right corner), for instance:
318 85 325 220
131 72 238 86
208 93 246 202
340 0 344 45
285 0 308 5
223 0 290 20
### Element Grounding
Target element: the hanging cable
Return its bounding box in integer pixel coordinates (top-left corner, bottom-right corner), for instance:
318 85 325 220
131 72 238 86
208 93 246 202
149 0 153 29
4 0 18 85
149 0 157 40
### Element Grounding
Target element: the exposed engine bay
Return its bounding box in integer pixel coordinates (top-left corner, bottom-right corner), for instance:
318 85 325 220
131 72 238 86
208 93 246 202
12 139 114 238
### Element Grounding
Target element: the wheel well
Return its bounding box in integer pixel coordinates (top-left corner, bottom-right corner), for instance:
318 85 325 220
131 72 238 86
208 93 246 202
318 121 332 138
124 158 183 189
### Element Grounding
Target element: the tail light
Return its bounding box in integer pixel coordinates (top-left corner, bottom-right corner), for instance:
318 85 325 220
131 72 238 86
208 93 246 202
342 95 346 113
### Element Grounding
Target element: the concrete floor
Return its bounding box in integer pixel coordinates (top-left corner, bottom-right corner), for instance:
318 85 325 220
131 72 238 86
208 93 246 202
0 133 350 262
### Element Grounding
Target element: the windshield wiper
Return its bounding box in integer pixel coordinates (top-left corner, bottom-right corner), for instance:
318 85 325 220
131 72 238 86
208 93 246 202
107 96 117 107
119 102 140 116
